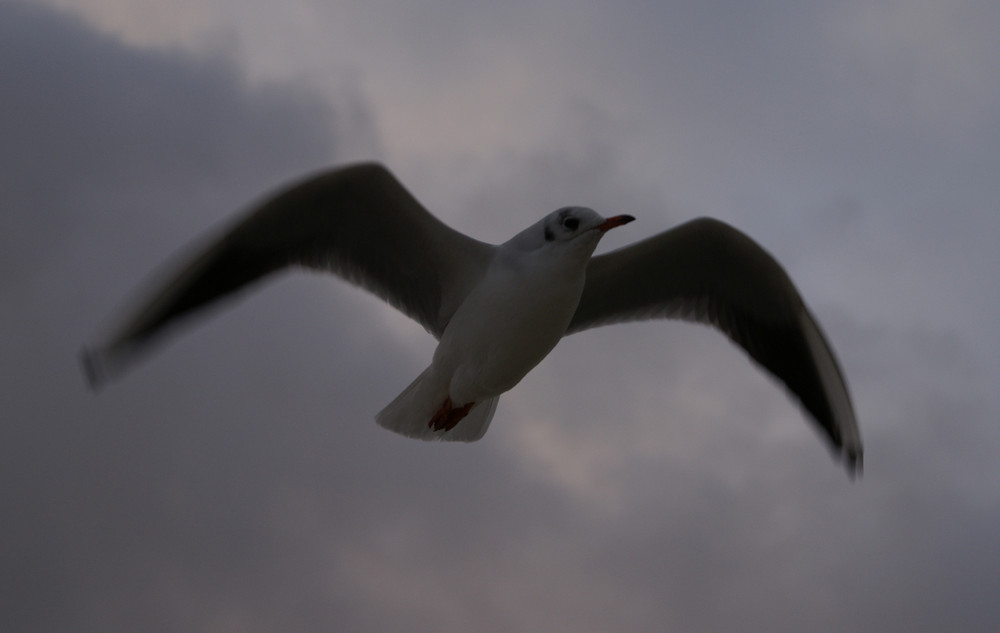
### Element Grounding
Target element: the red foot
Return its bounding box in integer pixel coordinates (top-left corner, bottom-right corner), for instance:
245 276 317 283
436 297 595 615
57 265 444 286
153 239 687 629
428 396 475 432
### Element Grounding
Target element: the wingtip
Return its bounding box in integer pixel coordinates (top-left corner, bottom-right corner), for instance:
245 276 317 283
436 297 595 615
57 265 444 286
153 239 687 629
79 347 108 391
841 445 864 480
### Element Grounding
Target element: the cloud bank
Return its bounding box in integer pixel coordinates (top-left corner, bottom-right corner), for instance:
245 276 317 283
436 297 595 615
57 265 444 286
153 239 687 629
3 1 1000 631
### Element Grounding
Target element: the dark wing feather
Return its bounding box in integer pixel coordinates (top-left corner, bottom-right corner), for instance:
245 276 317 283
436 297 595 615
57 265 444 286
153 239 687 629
83 162 493 386
568 217 862 475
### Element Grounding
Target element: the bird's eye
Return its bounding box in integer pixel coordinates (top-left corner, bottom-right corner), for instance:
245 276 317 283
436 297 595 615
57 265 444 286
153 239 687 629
563 217 579 231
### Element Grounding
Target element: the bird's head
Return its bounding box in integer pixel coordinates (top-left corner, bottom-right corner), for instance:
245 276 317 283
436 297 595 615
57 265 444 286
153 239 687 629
506 206 635 256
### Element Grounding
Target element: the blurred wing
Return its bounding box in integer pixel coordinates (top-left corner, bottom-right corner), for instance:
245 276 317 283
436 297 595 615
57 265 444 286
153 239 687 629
568 217 862 474
83 162 494 386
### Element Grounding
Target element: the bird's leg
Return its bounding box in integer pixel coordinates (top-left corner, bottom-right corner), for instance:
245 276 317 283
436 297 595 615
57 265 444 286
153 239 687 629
445 401 475 430
428 397 475 432
428 397 453 430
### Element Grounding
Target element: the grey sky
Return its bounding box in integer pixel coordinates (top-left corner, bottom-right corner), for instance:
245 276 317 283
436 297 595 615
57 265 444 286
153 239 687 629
3 0 1000 631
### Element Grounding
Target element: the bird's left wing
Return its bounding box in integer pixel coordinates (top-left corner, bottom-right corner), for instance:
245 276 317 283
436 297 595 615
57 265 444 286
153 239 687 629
567 217 862 474
83 162 494 387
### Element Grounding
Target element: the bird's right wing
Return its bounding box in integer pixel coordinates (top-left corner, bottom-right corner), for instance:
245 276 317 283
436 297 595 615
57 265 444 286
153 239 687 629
83 162 494 387
568 217 862 475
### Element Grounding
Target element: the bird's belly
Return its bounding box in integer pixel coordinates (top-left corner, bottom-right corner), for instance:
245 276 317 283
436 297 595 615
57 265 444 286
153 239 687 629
434 270 583 404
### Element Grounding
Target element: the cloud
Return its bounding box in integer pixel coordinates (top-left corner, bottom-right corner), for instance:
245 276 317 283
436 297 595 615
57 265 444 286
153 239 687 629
4 1 1000 632
0 1 349 289
829 0 1000 132
0 3 366 631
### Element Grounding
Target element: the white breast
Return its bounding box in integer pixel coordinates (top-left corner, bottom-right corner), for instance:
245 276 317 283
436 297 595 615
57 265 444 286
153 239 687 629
433 254 587 404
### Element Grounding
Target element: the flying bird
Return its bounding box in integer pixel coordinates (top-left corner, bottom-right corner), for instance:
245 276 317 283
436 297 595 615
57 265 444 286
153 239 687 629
82 162 862 475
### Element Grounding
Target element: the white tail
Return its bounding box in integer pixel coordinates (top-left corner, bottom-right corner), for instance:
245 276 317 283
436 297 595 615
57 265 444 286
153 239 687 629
375 367 499 442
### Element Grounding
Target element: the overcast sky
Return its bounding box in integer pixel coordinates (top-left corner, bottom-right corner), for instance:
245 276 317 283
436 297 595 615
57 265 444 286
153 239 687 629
3 0 999 631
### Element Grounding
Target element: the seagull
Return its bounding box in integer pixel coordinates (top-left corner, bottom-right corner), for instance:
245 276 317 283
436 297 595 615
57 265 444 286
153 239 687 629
82 162 862 475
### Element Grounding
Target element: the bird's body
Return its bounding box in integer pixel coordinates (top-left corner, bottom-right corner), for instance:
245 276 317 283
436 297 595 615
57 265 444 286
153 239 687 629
376 207 616 440
435 248 585 404
83 162 863 475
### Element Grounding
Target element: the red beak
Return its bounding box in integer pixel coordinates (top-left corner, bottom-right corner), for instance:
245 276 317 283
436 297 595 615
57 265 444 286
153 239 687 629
595 214 636 232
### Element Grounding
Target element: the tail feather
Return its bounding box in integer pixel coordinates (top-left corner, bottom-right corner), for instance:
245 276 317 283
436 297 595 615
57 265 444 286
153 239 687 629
375 368 499 442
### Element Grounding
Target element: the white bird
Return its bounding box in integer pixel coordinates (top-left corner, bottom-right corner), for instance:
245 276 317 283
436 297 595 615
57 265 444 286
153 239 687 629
82 162 862 475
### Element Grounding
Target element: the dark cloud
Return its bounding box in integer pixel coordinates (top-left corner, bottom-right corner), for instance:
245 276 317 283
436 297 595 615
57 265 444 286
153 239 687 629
0 2 360 631
0 2 338 286
3 1 1000 632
